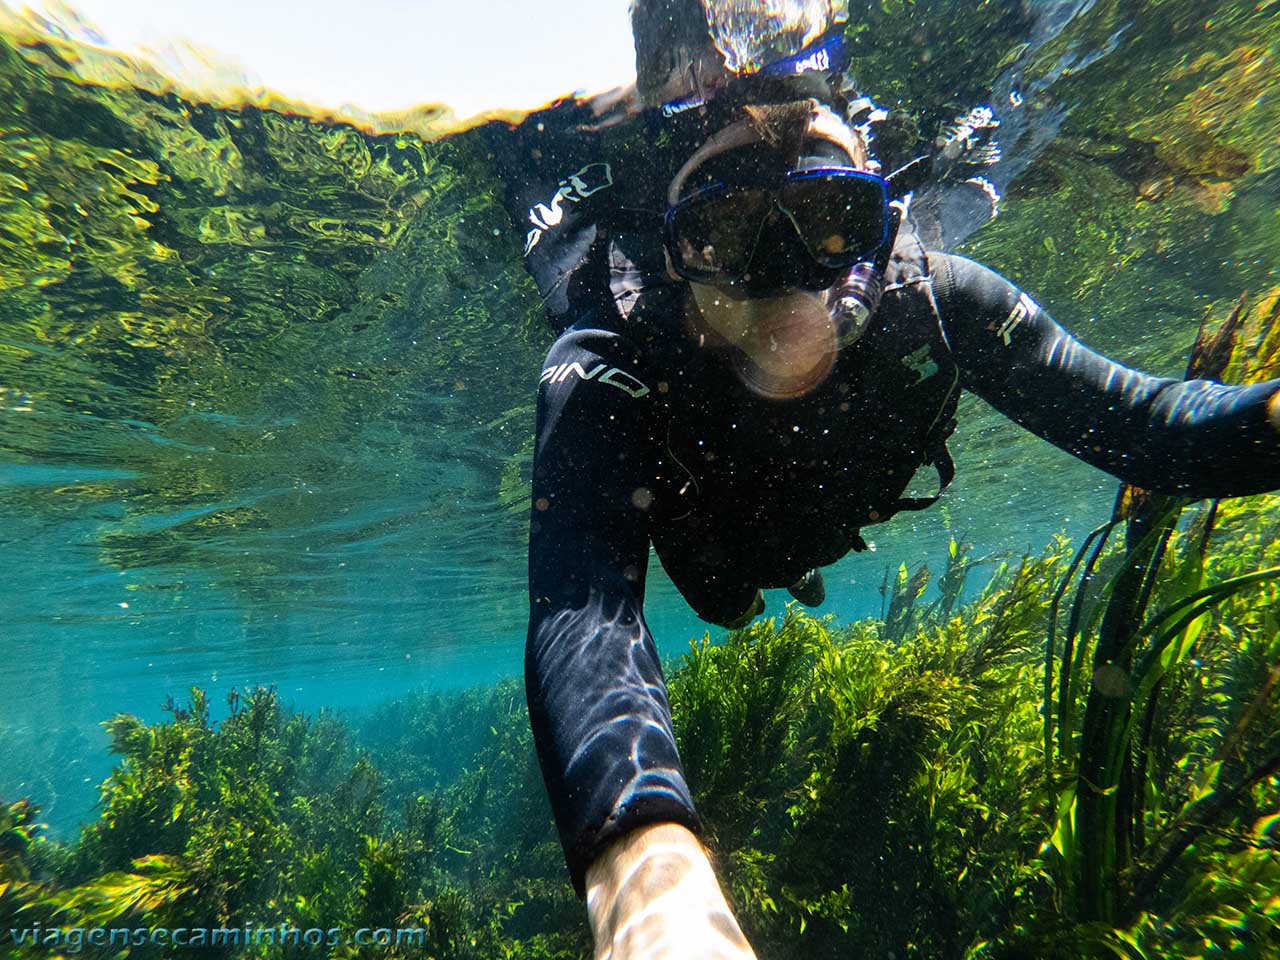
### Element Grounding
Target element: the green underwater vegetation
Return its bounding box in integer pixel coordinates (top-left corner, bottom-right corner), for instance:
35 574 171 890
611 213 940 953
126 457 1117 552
4 281 1280 959
3 489 1278 957
2 0 1280 956
1 684 590 960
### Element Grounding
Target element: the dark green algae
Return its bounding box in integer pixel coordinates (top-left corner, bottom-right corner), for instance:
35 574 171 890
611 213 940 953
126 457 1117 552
2 483 1278 958
2 0 1280 955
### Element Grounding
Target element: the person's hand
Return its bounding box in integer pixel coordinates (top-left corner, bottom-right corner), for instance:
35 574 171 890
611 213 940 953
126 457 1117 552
585 823 757 960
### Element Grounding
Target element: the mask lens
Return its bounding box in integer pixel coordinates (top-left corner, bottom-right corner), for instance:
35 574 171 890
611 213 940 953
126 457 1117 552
778 173 888 268
668 187 770 281
666 172 890 286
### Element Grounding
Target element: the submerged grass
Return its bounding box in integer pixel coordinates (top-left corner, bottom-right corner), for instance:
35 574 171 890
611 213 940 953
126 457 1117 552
1 0 1278 955
3 481 1277 958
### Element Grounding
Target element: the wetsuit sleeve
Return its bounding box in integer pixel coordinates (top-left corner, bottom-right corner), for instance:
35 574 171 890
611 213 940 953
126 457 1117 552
527 322 702 896
931 253 1280 498
481 102 616 322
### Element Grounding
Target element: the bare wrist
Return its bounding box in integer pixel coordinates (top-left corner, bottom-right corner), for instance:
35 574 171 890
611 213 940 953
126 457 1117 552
584 823 755 960
586 823 710 930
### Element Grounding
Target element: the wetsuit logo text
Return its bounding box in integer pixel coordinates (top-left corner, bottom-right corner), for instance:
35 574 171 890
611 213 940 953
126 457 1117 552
524 163 614 256
794 48 831 73
539 362 650 398
662 96 705 118
901 345 939 384
989 292 1039 346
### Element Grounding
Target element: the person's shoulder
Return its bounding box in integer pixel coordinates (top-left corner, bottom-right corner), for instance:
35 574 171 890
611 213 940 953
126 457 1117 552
545 315 640 359
923 250 981 270
539 317 657 401
923 250 999 294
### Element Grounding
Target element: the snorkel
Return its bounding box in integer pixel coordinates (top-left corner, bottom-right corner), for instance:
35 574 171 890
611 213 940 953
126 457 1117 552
656 71 895 396
632 0 926 397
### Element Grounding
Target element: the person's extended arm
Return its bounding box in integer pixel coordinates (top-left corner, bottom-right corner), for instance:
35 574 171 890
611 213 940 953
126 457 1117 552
931 254 1280 498
527 322 700 893
529 323 756 959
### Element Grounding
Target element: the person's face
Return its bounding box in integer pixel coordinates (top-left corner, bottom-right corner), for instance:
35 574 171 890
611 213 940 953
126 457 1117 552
668 106 869 398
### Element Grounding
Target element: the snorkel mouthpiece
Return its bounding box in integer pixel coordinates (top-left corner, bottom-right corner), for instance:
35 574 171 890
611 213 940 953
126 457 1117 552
825 196 905 344
826 261 883 346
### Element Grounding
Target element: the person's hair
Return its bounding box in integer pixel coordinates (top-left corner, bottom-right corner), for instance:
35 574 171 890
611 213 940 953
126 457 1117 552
668 99 871 205
630 0 726 105
743 100 869 169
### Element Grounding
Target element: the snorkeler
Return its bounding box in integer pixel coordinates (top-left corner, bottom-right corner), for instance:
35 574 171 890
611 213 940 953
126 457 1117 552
486 1 1280 957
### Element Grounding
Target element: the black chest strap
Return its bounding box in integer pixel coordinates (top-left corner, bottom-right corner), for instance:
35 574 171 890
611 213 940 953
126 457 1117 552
892 435 957 513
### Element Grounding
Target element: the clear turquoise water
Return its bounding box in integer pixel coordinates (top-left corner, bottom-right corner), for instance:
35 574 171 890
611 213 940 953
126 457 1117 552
1 0 1276 843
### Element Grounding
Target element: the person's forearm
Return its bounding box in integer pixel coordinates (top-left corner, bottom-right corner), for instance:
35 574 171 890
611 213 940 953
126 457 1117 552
586 823 756 960
528 325 705 895
526 593 703 895
934 253 1280 498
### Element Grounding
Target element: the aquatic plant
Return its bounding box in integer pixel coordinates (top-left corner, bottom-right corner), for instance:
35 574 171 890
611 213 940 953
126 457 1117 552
667 546 1069 958
0 799 51 936
1033 288 1280 936
3 503 1276 960
0 682 587 959
662 513 1277 959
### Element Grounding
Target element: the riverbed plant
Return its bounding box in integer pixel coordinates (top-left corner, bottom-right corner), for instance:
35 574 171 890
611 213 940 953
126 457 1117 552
1032 288 1280 953
2 469 1276 959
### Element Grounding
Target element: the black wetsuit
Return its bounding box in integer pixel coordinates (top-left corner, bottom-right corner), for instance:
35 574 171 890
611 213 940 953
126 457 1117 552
485 102 1280 895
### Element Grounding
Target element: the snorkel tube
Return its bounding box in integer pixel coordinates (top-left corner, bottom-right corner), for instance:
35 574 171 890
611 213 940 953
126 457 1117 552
826 153 932 345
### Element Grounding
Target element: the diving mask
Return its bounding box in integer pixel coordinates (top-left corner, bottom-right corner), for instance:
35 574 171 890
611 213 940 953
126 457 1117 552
664 165 890 297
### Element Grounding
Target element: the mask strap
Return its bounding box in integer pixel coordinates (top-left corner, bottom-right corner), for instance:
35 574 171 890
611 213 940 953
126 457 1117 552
873 203 905 274
667 120 765 206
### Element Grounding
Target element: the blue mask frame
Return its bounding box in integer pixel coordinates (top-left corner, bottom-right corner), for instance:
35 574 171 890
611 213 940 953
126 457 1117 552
664 167 891 292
